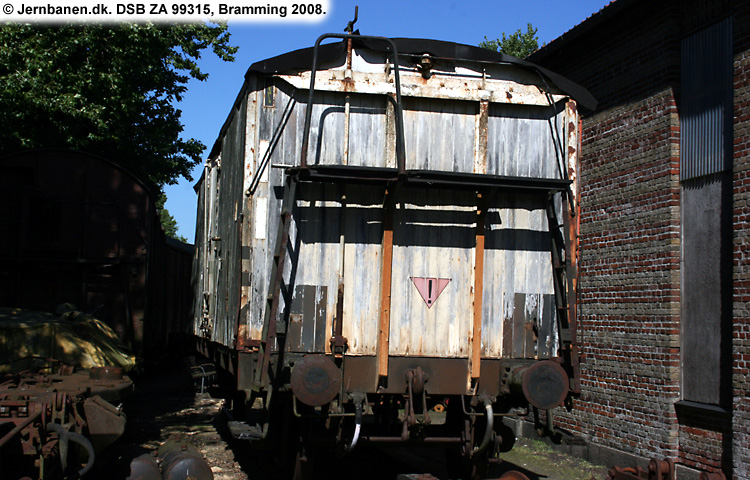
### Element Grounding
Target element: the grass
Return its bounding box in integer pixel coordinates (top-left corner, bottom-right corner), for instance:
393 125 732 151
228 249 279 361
498 438 609 480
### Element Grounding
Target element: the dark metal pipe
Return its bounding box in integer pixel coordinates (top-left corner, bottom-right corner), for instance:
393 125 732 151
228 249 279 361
300 33 405 173
471 399 494 457
360 436 462 444
345 400 363 452
48 422 96 477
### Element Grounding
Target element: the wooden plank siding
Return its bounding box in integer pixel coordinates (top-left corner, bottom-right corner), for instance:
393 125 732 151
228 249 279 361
194 45 575 365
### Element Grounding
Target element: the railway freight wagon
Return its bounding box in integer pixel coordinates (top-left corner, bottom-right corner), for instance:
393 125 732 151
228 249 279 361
193 32 595 479
0 149 194 358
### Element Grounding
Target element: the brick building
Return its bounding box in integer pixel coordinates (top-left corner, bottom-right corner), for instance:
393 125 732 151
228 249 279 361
526 1 750 478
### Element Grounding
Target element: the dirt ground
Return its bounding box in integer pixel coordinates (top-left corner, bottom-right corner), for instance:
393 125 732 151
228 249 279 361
90 358 610 480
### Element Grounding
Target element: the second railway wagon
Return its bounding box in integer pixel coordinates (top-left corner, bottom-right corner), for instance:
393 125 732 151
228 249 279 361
192 32 595 478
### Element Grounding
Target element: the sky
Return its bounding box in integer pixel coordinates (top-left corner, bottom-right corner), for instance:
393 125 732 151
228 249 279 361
166 0 613 243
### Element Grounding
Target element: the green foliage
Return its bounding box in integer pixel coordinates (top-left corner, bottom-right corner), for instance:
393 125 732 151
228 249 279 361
479 23 539 59
0 23 237 187
155 192 188 242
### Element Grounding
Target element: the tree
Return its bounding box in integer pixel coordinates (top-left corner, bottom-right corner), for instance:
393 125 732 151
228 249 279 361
155 192 188 243
0 23 237 187
479 23 539 59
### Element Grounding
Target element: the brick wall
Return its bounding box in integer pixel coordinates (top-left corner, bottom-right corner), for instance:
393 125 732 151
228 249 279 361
560 87 682 459
529 0 750 477
732 3 750 478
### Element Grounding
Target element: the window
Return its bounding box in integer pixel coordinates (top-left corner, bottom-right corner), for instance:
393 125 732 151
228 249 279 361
679 17 733 406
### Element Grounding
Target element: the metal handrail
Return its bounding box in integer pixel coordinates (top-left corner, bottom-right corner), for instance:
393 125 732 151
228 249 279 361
299 33 406 174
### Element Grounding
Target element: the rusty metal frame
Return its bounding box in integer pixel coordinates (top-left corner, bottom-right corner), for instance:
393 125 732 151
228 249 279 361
471 192 487 380
255 175 298 388
561 193 581 394
377 186 396 378
546 191 580 395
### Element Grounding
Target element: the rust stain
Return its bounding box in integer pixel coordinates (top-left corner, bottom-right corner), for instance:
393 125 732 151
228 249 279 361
236 322 249 350
471 195 486 379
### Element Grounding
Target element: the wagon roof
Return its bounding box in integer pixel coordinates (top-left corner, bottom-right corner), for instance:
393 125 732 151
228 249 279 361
246 36 597 111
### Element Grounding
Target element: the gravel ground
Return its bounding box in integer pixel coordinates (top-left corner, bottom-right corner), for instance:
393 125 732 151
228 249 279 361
90 359 609 480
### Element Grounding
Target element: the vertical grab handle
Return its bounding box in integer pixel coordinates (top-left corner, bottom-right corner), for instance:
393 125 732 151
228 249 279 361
299 33 406 174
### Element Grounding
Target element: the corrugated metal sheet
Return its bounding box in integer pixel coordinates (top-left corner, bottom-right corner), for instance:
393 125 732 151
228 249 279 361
680 16 733 181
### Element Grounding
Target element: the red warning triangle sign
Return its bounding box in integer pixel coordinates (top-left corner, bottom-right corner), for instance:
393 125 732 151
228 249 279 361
410 277 451 308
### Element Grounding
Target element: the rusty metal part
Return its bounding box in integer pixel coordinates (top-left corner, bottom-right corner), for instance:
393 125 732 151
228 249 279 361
331 226 349 357
344 6 358 34
256 176 297 389
558 190 582 395
158 437 215 480
0 365 132 479
607 457 675 480
127 453 161 480
499 471 532 480
416 54 434 79
378 187 396 378
404 367 431 427
699 472 727 480
83 395 126 451
290 355 342 407
89 365 123 381
507 360 569 410
608 466 648 480
649 458 675 480
0 408 42 449
471 191 487 380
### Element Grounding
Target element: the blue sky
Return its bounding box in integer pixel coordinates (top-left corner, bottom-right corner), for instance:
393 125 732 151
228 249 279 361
166 0 612 242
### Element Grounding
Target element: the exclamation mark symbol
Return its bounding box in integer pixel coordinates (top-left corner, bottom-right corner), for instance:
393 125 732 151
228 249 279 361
427 279 433 306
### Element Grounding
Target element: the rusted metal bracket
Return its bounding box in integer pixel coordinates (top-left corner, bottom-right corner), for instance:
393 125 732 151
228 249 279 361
404 367 430 428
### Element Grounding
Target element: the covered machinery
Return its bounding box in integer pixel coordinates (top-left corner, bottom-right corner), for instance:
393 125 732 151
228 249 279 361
192 28 594 478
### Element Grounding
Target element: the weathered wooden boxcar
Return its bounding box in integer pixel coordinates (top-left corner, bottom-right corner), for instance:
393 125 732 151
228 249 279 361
193 33 595 478
0 149 194 357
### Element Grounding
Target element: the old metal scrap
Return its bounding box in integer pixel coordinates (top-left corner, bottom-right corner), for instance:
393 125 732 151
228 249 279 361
608 458 675 480
0 365 131 479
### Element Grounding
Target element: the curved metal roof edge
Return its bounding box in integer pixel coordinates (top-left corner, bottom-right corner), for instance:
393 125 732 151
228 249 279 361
245 36 597 111
208 35 599 161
